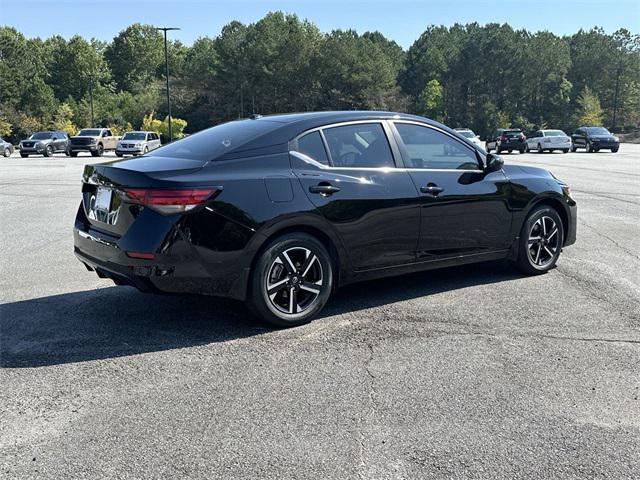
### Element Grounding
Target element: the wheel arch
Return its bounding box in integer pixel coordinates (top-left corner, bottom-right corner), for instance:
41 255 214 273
526 195 569 246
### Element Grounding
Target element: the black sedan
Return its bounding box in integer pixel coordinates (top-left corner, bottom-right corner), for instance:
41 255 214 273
571 126 619 153
74 111 577 327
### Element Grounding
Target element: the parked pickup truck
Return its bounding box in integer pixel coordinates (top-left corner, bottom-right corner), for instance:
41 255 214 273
69 128 119 157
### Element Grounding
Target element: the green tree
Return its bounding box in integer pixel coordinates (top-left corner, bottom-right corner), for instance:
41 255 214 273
418 79 443 121
50 103 77 135
105 24 164 92
574 86 603 126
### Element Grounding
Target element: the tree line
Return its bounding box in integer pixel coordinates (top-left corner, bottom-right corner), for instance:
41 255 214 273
1 12 639 143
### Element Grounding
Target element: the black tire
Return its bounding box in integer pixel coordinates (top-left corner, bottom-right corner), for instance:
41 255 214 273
525 144 530 153
513 205 564 275
571 143 577 152
70 151 78 157
3 147 10 157
248 233 334 327
519 148 525 154
562 149 569 153
44 145 53 157
508 149 512 154
20 153 28 158
586 141 593 153
537 143 543 153
611 147 619 153
116 152 123 157
143 146 149 154
92 144 104 157
65 147 71 156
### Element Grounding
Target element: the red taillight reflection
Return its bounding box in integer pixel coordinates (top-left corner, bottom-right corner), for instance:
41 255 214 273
126 251 155 260
124 188 216 205
122 187 221 215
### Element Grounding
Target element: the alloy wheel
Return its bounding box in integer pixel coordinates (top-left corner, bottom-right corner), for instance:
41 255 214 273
527 216 560 268
265 247 323 315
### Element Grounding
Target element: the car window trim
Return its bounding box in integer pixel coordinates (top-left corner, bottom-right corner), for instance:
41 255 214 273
290 119 484 173
290 120 401 169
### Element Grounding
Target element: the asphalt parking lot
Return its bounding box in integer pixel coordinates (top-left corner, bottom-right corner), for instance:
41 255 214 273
1 146 639 479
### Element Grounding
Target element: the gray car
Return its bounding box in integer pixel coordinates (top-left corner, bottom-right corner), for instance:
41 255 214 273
19 131 70 157
115 131 162 157
0 136 14 157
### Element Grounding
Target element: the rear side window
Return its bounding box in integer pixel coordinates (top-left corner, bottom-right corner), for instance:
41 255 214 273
322 123 394 168
151 119 282 162
296 131 329 165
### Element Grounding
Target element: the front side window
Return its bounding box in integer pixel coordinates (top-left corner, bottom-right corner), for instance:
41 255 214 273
395 123 480 170
322 123 394 168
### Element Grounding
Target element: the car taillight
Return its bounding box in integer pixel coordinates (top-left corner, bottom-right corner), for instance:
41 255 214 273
122 187 221 215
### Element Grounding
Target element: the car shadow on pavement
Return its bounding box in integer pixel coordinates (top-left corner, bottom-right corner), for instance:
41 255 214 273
1 260 522 368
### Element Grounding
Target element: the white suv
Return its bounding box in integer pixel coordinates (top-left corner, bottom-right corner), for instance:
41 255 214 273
116 131 161 157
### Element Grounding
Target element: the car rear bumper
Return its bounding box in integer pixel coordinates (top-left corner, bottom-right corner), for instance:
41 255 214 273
497 141 525 151
73 204 251 300
591 141 619 149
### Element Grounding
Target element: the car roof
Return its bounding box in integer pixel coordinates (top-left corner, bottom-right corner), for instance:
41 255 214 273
124 131 154 134
218 110 476 160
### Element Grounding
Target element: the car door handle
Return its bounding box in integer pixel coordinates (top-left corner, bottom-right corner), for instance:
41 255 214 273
420 184 444 196
309 184 341 196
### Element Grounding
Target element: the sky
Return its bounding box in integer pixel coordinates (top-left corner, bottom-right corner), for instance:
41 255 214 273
1 0 638 48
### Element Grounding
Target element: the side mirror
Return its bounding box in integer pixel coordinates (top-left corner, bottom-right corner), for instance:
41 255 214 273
484 153 504 172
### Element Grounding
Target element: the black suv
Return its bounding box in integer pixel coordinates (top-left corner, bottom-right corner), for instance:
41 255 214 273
19 131 70 157
486 128 526 154
571 127 619 153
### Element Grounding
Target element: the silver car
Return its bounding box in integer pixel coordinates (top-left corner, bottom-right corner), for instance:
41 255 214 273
1 136 14 157
115 131 161 157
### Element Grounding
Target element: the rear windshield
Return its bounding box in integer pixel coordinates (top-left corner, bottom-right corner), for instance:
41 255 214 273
504 130 522 135
122 132 146 140
544 130 567 137
30 132 53 140
78 129 102 136
585 127 610 135
456 130 475 138
149 119 281 162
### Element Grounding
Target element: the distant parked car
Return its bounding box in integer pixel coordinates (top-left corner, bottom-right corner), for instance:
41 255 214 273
116 131 161 157
1 136 14 157
485 128 526 154
526 129 572 154
454 128 483 149
69 128 119 157
571 127 619 153
19 131 70 157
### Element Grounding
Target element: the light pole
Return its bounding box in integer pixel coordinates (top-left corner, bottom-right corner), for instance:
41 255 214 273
88 73 94 126
155 27 180 142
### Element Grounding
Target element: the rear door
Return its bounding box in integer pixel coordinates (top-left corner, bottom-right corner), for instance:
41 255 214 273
291 121 421 271
391 121 512 260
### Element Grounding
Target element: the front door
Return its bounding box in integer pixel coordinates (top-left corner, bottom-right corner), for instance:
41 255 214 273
391 121 512 260
291 122 420 271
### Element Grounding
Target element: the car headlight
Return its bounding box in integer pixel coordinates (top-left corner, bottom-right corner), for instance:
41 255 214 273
613 136 619 142
135 142 142 148
89 138 97 144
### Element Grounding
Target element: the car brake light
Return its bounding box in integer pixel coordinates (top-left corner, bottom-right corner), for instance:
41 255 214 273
126 251 155 260
122 187 221 214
